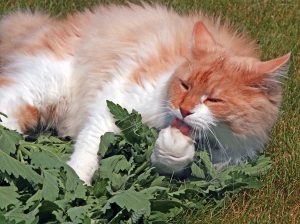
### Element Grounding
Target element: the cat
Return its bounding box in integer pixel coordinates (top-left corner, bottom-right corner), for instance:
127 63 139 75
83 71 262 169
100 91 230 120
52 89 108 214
0 3 290 184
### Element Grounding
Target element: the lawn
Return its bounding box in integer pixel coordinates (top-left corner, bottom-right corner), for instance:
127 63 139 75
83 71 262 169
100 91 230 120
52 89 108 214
0 0 299 223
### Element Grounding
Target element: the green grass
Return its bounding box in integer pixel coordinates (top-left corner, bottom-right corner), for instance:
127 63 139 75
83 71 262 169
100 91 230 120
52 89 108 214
1 0 299 223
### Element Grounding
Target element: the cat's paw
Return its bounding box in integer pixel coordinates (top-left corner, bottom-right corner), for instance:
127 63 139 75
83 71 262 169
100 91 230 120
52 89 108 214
151 126 195 174
67 155 99 185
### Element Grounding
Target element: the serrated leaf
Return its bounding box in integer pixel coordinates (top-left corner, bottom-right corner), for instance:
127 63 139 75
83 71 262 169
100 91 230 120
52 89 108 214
106 100 130 120
38 200 60 219
100 155 131 179
191 162 205 179
42 171 59 201
199 151 217 178
31 150 83 192
4 207 37 224
0 213 25 224
107 101 143 143
131 208 147 223
0 125 22 154
102 189 151 216
99 132 115 157
0 150 42 185
0 186 20 209
0 101 272 223
23 191 42 211
67 205 90 223
31 151 65 169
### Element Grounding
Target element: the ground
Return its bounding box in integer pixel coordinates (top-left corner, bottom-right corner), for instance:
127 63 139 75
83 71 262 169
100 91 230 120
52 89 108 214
0 0 299 223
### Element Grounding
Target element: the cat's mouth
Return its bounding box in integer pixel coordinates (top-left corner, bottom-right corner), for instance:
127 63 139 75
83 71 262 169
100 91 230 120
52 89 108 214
170 118 191 136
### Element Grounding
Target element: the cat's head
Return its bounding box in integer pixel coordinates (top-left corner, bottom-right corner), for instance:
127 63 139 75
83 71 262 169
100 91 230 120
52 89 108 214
168 21 290 141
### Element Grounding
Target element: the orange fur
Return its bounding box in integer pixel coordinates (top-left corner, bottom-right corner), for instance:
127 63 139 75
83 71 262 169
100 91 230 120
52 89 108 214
0 77 13 87
130 46 187 85
0 5 288 139
16 104 39 132
0 3 290 183
0 11 91 59
168 21 289 138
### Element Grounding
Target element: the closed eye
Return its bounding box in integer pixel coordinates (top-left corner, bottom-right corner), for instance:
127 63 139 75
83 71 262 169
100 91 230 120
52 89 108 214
179 79 190 90
206 98 224 103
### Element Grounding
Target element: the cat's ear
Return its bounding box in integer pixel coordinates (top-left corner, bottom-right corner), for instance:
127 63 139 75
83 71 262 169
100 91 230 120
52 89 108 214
248 53 291 95
256 53 291 77
193 21 222 52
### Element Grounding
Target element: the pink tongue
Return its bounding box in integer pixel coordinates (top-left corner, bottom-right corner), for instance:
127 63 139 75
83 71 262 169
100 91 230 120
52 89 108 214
170 118 191 136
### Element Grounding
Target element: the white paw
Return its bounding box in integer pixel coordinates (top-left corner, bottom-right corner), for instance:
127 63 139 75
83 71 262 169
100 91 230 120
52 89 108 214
67 154 99 185
151 126 195 174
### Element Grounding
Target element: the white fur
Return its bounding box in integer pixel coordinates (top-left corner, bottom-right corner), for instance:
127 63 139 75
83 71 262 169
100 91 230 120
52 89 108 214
151 126 195 174
0 53 264 183
0 54 72 131
0 5 272 185
67 64 177 183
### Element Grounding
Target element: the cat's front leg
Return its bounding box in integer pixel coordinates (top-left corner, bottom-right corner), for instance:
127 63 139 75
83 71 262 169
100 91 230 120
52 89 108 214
67 113 117 184
151 126 195 175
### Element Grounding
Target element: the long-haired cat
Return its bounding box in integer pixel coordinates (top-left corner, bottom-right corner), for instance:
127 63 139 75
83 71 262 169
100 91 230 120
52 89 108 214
0 4 290 184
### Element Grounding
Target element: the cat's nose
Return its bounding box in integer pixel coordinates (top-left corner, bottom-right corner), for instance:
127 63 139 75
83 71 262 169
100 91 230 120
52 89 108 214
180 108 192 118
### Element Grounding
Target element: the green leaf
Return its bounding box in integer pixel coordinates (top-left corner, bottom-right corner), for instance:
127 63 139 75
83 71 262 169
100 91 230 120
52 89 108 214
0 213 25 224
23 190 42 211
0 101 273 223
0 186 20 209
199 151 217 178
100 155 131 179
102 189 151 216
67 205 90 223
99 132 116 157
37 200 60 221
106 100 130 121
31 151 65 169
0 125 22 154
4 207 37 224
0 150 42 185
191 162 205 179
107 101 145 144
42 171 59 201
31 150 83 192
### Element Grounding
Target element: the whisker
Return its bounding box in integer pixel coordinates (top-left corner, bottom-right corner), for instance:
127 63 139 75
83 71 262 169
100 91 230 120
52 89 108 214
207 126 230 160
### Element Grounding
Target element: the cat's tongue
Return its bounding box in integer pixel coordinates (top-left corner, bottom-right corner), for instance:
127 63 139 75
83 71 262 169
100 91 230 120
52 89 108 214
170 118 191 136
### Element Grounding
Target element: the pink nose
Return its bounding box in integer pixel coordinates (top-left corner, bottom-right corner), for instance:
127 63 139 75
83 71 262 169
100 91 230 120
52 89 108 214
180 108 192 118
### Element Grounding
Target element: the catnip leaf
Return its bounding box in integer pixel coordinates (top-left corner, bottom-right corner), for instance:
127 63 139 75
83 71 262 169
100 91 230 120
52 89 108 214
0 125 22 154
23 190 42 211
102 189 151 216
107 100 130 120
198 151 217 178
67 205 91 223
31 151 65 169
99 132 116 157
0 186 20 209
37 200 60 221
191 162 205 179
0 101 272 223
42 171 59 201
0 150 42 185
100 155 131 179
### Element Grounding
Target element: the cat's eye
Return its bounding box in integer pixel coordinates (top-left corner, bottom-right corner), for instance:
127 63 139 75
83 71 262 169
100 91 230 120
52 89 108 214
205 98 224 103
179 79 190 91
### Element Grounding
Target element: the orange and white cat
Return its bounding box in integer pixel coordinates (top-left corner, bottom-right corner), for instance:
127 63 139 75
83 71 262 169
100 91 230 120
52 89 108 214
0 4 290 184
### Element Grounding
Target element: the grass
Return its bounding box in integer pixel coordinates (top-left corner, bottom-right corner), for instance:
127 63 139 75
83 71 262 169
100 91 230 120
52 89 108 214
1 0 299 223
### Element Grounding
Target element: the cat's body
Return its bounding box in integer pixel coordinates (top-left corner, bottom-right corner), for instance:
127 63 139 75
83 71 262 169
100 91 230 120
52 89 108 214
0 4 289 184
